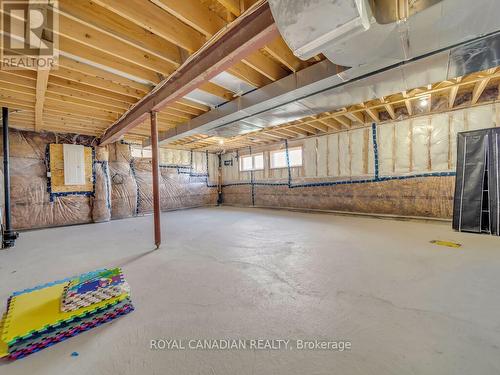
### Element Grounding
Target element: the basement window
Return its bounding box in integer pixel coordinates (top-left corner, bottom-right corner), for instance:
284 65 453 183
131 145 152 158
270 147 303 169
239 153 264 171
131 145 143 158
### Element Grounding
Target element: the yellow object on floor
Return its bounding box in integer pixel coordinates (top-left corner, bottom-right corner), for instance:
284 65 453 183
0 282 128 348
0 314 8 358
430 240 462 248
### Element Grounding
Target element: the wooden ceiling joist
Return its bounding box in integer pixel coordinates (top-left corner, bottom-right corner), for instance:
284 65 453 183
99 2 278 146
58 0 182 67
57 56 151 93
59 37 162 84
264 37 306 72
48 73 141 102
58 15 176 76
384 103 396 120
217 0 240 16
35 68 50 131
149 0 226 38
191 67 500 153
227 63 271 87
92 0 205 53
242 53 289 81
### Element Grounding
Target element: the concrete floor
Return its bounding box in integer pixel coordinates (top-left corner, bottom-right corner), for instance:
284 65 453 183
1 207 500 375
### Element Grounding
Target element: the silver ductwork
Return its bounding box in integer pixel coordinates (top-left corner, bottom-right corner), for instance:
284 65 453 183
266 0 372 60
152 0 500 146
269 0 500 68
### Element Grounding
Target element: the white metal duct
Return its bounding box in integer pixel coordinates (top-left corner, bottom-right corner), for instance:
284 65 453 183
267 0 372 60
269 0 500 68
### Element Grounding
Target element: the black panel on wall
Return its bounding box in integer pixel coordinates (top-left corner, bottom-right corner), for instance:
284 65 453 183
453 128 500 235
488 129 500 235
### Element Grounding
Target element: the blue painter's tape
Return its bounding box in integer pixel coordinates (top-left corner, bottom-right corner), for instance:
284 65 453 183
248 146 255 206
223 171 456 189
229 120 454 190
372 123 380 181
157 149 215 187
285 139 292 187
45 144 96 202
129 159 140 215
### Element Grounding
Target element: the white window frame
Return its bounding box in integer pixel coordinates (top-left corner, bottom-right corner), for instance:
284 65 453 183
239 153 264 172
270 146 303 169
130 145 143 158
131 145 152 158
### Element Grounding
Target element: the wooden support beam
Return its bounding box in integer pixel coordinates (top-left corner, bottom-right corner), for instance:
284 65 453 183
100 3 278 146
150 111 161 249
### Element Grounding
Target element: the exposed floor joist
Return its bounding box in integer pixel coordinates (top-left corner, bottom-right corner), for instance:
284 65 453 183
168 67 500 152
99 2 279 146
1 0 320 143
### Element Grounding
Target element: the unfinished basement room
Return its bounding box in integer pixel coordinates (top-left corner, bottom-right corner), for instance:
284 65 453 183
1 0 500 374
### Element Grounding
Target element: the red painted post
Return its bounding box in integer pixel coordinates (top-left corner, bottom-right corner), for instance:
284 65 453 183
150 111 161 249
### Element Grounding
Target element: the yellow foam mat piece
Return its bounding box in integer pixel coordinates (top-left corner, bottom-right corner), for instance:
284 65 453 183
430 240 462 248
0 314 8 358
1 282 128 346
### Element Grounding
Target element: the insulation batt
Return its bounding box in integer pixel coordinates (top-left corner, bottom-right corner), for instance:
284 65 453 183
0 129 217 230
221 103 500 219
92 146 111 223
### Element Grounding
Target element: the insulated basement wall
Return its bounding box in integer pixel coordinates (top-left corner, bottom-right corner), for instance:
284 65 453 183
0 129 218 230
221 103 500 218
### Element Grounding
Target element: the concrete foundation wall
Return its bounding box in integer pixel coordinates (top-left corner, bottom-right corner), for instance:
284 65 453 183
223 177 454 218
